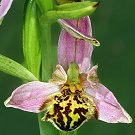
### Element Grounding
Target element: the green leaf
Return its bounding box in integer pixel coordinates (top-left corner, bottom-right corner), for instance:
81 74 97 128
41 1 99 20
23 0 41 79
0 54 38 81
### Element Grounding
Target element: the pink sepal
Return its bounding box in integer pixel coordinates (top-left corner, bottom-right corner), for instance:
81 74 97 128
58 16 93 73
84 83 132 123
4 81 60 113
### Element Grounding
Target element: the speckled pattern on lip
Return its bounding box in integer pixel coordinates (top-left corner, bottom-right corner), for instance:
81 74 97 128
41 81 98 132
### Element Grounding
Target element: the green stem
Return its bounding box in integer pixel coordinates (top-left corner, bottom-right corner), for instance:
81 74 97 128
40 19 52 82
36 0 54 83
37 0 56 135
35 0 54 13
36 0 78 135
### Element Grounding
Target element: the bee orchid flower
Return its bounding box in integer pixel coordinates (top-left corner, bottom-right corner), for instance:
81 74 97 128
4 62 132 132
4 16 132 132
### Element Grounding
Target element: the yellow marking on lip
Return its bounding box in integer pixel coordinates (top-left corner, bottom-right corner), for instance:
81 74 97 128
42 92 97 132
41 78 98 131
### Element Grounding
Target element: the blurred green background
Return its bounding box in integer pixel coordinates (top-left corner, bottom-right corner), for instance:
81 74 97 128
0 0 135 135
